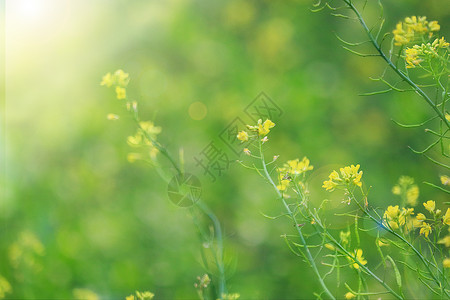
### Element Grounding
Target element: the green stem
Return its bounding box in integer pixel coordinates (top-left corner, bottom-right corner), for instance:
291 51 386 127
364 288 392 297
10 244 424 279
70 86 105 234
258 140 336 300
127 103 227 297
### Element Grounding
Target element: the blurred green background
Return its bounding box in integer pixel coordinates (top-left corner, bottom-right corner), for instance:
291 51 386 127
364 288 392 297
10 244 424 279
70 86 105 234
2 0 450 299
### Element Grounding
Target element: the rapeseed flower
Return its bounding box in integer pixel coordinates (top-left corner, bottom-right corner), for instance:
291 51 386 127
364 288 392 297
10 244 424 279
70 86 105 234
423 200 435 213
393 16 440 46
115 86 126 99
443 208 450 225
441 175 450 186
349 249 367 269
237 131 249 142
444 259 450 268
345 292 356 299
420 222 432 238
392 176 419 206
322 164 363 192
438 236 450 247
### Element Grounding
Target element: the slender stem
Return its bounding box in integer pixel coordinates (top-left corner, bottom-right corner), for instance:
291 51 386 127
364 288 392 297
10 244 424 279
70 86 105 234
343 0 450 130
258 140 336 300
127 102 227 297
197 201 227 297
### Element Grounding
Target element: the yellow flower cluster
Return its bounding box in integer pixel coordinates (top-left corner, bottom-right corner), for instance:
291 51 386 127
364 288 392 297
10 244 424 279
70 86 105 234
322 164 363 192
393 16 440 46
348 248 367 269
404 37 449 68
441 175 450 186
392 176 419 206
127 121 162 161
412 201 450 239
220 293 241 300
0 276 12 299
126 291 155 300
101 69 130 99
383 205 414 230
8 231 45 270
237 119 276 152
276 157 313 191
245 119 275 137
73 289 99 300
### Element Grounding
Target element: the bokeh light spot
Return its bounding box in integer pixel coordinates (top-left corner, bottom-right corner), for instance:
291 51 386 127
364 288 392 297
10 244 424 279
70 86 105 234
188 101 207 120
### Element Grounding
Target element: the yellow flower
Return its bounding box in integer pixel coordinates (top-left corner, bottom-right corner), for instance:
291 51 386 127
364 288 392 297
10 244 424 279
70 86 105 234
392 185 401 195
277 172 290 191
393 16 440 46
441 175 450 186
322 179 336 191
126 296 136 300
220 293 240 300
285 157 314 175
107 113 119 120
423 200 435 213
340 231 350 245
406 186 419 206
135 291 154 300
405 46 422 68
237 131 249 142
345 292 356 299
243 148 251 155
73 289 99 300
350 249 367 269
115 86 126 99
420 222 432 238
444 258 450 268
257 119 275 136
114 69 130 87
140 121 162 135
416 213 426 221
0 276 12 299
438 236 450 247
322 165 362 191
443 208 450 225
429 21 440 31
127 133 144 147
385 205 400 219
100 72 114 87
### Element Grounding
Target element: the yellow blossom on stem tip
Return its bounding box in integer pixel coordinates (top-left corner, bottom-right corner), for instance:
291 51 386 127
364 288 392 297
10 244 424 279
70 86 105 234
441 175 450 186
423 200 435 213
115 86 126 99
107 113 119 120
438 236 450 247
443 209 450 225
420 222 432 238
114 69 130 87
444 259 450 269
100 72 114 87
237 131 249 142
257 119 275 136
345 292 356 300
322 165 363 192
416 213 426 221
243 148 251 155
350 249 367 269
